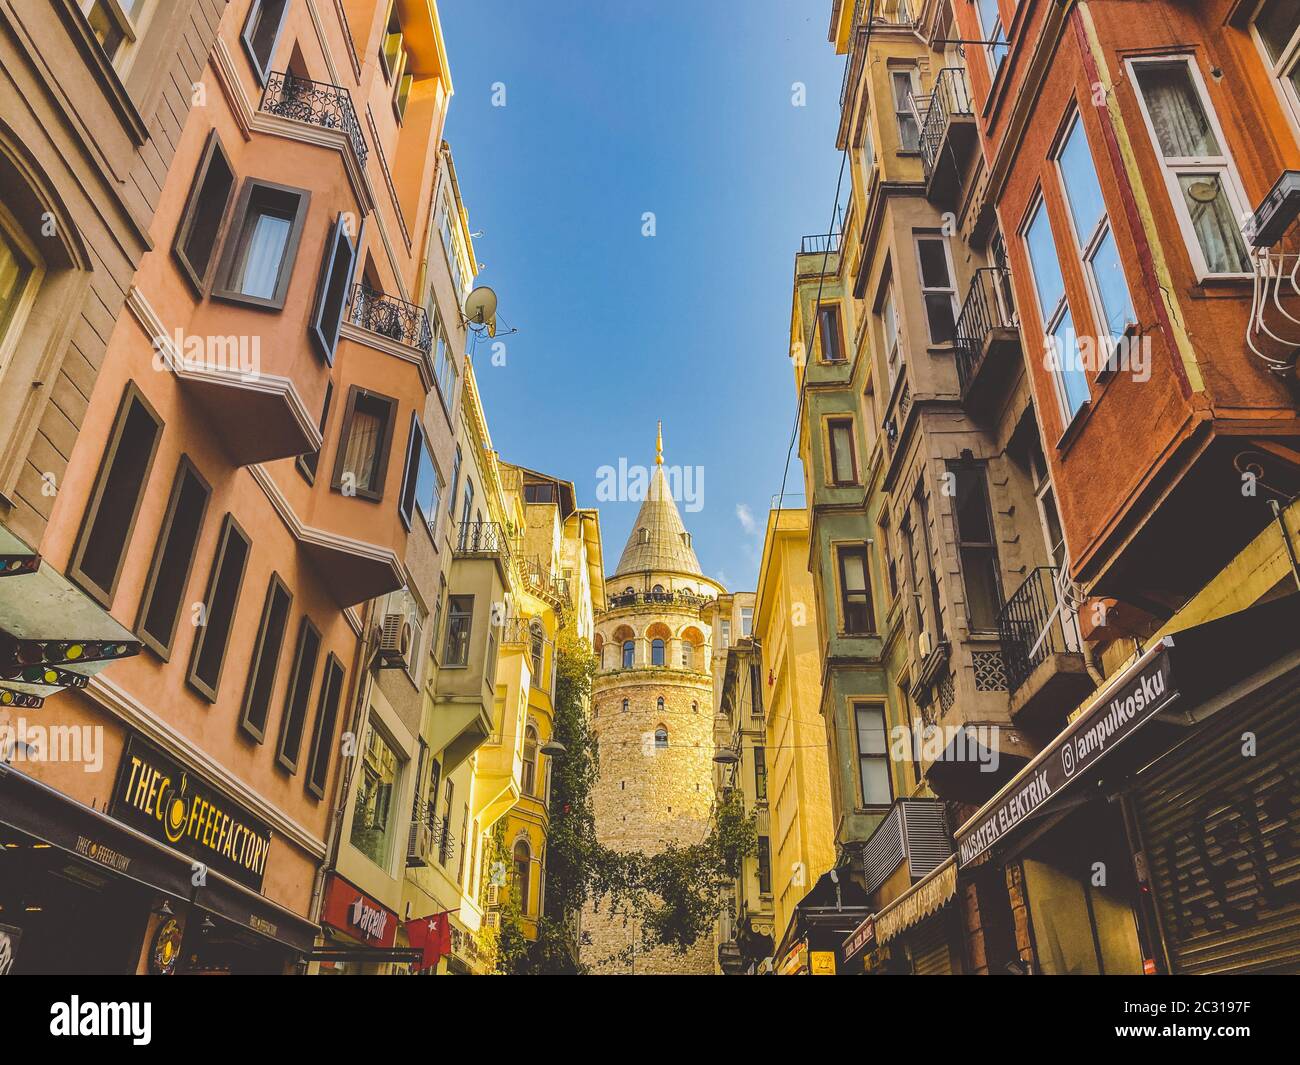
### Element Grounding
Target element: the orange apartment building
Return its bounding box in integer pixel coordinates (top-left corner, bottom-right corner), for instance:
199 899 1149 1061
929 0 1300 975
0 0 468 974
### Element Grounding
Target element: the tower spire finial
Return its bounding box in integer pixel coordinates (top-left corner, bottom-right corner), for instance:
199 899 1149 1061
655 421 663 466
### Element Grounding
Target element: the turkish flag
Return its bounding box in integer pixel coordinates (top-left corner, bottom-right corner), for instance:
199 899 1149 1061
404 911 453 973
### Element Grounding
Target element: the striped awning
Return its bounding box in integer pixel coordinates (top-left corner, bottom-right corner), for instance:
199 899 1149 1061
875 857 958 944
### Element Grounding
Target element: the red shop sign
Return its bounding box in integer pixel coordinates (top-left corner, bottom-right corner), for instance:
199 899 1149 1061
321 875 398 948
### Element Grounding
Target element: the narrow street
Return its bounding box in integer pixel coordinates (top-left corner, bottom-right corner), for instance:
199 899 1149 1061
0 1 1297 1034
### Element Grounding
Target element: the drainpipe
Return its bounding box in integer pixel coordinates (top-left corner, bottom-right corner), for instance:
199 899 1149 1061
1270 499 1300 592
309 600 381 927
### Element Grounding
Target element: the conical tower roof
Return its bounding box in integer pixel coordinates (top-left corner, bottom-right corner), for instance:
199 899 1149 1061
612 424 703 578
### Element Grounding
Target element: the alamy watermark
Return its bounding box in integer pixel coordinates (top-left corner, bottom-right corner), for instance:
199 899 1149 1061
595 458 704 513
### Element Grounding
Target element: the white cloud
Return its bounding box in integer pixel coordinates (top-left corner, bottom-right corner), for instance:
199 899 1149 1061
736 503 756 534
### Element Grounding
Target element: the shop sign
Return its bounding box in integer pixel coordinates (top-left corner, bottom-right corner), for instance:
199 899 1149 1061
842 916 876 962
110 735 272 890
74 834 133 875
321 875 397 949
809 951 836 976
958 649 1177 868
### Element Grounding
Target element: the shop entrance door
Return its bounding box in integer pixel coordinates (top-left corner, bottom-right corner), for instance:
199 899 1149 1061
0 830 150 974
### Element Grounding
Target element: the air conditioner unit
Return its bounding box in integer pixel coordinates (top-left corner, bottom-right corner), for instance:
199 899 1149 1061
379 613 413 668
917 631 933 660
484 883 501 908
484 911 501 932
406 819 432 867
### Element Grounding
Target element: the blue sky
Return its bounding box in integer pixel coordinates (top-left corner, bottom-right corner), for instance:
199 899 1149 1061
440 0 843 590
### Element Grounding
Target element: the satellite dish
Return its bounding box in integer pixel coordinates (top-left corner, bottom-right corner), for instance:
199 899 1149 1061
464 286 498 338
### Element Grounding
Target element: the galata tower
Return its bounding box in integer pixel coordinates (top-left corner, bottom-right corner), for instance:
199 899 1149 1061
582 426 724 975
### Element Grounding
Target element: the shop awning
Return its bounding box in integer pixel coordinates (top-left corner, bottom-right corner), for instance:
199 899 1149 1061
0 527 140 707
954 594 1300 870
0 761 319 957
874 857 958 945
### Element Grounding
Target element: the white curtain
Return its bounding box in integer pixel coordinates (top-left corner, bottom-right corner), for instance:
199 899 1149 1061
238 212 291 299
1138 65 1218 158
343 407 382 491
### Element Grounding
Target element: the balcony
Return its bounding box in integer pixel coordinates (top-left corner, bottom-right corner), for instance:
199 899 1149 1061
455 521 513 561
800 232 841 256
518 555 570 611
997 567 1094 734
259 71 368 168
600 588 714 615
917 67 977 206
954 267 1020 419
347 284 433 354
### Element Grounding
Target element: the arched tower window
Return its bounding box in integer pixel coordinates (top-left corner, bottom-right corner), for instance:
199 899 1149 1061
513 841 531 914
638 528 649 544
681 641 694 670
522 725 538 795
657 696 665 712
622 698 629 713
655 727 668 750
622 640 635 668
651 639 665 666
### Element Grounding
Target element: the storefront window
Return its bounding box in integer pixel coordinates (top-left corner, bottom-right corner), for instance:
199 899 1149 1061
350 723 401 868
1021 848 1143 975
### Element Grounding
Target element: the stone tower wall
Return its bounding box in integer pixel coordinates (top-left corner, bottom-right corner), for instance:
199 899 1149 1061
580 603 718 975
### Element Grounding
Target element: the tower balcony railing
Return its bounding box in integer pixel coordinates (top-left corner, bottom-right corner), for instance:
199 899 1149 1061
603 589 714 612
347 283 433 354
260 71 368 167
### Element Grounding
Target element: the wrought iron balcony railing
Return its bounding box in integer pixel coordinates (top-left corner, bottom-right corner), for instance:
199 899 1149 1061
954 267 1018 393
519 555 570 608
347 284 433 353
918 67 974 179
996 567 1084 694
454 520 512 560
260 71 368 167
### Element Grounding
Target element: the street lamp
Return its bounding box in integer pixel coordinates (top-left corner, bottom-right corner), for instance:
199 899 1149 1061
713 747 739 766
540 737 566 757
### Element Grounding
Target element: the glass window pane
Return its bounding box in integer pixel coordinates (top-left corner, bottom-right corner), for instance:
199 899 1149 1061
1025 204 1065 320
961 547 1002 631
841 550 866 592
861 758 890 805
953 470 993 542
1058 121 1107 241
236 211 291 298
0 226 31 347
917 239 951 288
856 706 886 754
1178 174 1250 274
1051 309 1090 417
1255 0 1300 64
1088 226 1136 338
1134 63 1220 158
925 293 956 344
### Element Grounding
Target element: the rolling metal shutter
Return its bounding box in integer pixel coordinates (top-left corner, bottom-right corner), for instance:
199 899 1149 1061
1133 668 1300 974
908 915 953 975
